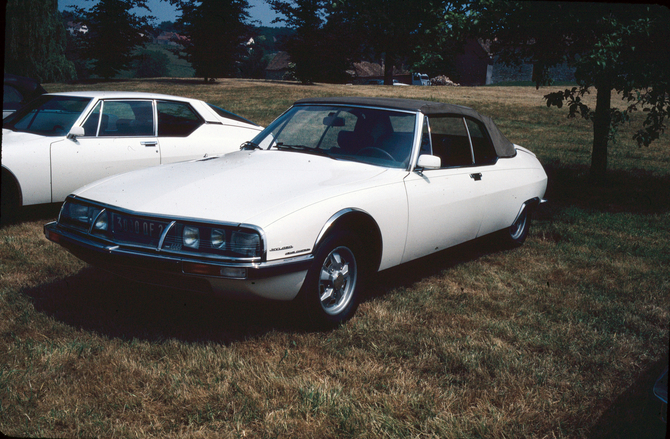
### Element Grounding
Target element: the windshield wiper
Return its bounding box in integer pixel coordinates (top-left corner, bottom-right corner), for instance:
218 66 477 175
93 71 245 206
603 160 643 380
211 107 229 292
241 141 262 150
274 143 331 157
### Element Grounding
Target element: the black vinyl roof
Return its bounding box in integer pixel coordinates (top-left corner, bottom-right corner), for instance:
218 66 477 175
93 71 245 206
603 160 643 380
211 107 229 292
294 97 516 158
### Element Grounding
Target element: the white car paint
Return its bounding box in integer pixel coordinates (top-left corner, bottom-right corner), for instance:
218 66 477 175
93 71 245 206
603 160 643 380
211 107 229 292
2 91 262 208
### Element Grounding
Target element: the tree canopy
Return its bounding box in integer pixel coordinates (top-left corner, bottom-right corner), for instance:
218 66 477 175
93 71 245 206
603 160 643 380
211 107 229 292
268 0 468 84
472 1 669 180
4 0 76 82
68 0 154 79
169 0 253 82
267 0 352 84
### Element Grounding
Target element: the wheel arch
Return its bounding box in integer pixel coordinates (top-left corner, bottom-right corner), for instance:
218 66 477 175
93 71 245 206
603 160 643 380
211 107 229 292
314 208 383 274
1 166 22 207
511 196 545 226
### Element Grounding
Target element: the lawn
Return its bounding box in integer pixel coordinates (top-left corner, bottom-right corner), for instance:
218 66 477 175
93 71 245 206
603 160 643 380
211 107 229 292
1 78 668 438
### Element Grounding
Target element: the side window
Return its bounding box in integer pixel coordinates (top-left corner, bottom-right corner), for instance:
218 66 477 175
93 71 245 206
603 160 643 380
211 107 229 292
427 116 473 167
466 119 497 165
157 101 203 137
99 100 154 137
81 101 101 136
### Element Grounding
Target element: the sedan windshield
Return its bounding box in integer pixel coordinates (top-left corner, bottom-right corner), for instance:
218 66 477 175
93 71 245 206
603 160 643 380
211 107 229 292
3 95 91 136
250 105 417 169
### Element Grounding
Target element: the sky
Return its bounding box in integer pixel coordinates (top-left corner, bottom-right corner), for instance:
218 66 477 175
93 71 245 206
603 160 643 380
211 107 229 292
57 0 281 27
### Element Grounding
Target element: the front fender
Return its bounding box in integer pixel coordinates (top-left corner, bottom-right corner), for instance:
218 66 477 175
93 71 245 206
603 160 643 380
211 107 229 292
262 182 408 271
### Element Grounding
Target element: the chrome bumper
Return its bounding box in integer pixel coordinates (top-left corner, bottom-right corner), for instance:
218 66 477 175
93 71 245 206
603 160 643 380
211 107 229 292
44 221 312 301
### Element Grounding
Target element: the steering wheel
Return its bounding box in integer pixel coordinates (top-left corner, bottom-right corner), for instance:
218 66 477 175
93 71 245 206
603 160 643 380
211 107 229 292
356 147 395 161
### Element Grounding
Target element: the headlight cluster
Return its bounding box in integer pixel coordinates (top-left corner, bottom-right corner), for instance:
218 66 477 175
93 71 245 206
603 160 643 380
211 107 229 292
59 199 263 260
163 223 261 258
59 201 108 234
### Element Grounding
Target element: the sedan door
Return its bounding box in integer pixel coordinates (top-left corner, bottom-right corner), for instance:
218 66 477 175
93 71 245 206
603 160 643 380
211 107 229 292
50 99 160 202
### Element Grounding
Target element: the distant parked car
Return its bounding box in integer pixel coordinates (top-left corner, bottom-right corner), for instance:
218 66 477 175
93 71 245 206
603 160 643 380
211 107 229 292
45 97 547 329
3 73 47 119
411 73 431 86
2 91 262 219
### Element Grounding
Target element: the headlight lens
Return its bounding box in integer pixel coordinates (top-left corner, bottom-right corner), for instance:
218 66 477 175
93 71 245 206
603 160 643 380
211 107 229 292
230 231 261 257
70 203 90 222
59 201 101 230
93 210 108 232
211 229 226 249
183 226 200 249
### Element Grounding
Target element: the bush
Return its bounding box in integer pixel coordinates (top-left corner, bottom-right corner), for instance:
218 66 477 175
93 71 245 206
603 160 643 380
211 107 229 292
133 49 170 78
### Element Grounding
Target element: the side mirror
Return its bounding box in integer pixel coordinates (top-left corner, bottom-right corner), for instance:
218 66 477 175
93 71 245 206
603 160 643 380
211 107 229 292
67 126 85 140
416 154 441 170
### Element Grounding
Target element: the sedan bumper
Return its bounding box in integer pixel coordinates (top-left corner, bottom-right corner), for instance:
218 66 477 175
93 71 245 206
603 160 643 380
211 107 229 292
44 222 311 301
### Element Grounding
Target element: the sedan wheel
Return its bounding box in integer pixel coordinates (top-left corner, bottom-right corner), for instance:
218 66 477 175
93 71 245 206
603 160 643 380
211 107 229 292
504 206 530 246
299 231 363 329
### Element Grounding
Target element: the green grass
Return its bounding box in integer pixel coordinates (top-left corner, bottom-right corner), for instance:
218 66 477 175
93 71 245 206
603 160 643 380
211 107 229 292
1 78 668 438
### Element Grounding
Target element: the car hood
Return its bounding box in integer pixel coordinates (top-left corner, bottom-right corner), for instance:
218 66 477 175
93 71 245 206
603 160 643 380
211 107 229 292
72 150 391 226
2 129 57 146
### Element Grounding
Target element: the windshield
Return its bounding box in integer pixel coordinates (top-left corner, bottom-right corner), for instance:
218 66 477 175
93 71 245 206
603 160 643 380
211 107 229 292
3 95 91 136
250 105 417 169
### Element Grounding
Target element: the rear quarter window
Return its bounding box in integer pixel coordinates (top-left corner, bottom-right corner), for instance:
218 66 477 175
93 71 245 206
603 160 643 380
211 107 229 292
157 101 203 137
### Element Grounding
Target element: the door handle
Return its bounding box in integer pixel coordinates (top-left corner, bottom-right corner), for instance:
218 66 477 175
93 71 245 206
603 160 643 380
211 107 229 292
141 141 158 147
470 173 482 181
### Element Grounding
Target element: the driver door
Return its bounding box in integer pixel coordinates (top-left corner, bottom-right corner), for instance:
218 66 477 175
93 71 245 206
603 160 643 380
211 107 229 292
401 115 486 263
50 99 160 202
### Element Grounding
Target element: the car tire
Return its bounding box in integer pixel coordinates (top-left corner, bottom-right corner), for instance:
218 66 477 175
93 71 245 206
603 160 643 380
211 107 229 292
1 173 19 225
502 206 531 247
298 231 363 330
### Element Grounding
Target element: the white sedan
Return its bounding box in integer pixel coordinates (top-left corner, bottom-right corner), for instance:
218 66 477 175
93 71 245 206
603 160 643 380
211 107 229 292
2 91 262 218
44 97 547 329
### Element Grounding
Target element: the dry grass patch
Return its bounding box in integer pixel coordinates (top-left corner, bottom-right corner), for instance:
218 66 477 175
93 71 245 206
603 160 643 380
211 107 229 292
1 79 668 438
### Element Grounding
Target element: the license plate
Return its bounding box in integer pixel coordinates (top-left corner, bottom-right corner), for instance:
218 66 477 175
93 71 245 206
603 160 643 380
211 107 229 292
111 213 168 246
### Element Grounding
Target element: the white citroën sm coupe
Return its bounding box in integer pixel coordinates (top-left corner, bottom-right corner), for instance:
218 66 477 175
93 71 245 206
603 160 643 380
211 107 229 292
45 97 547 329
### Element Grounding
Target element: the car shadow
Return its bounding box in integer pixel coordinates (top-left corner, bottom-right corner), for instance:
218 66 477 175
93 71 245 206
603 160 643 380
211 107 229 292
18 165 670 342
588 357 668 439
23 267 302 344
367 234 505 298
1 203 61 228
23 234 503 343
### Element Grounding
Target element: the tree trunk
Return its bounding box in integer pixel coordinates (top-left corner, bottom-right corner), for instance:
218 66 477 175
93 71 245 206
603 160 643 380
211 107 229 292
590 84 612 182
383 52 395 85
